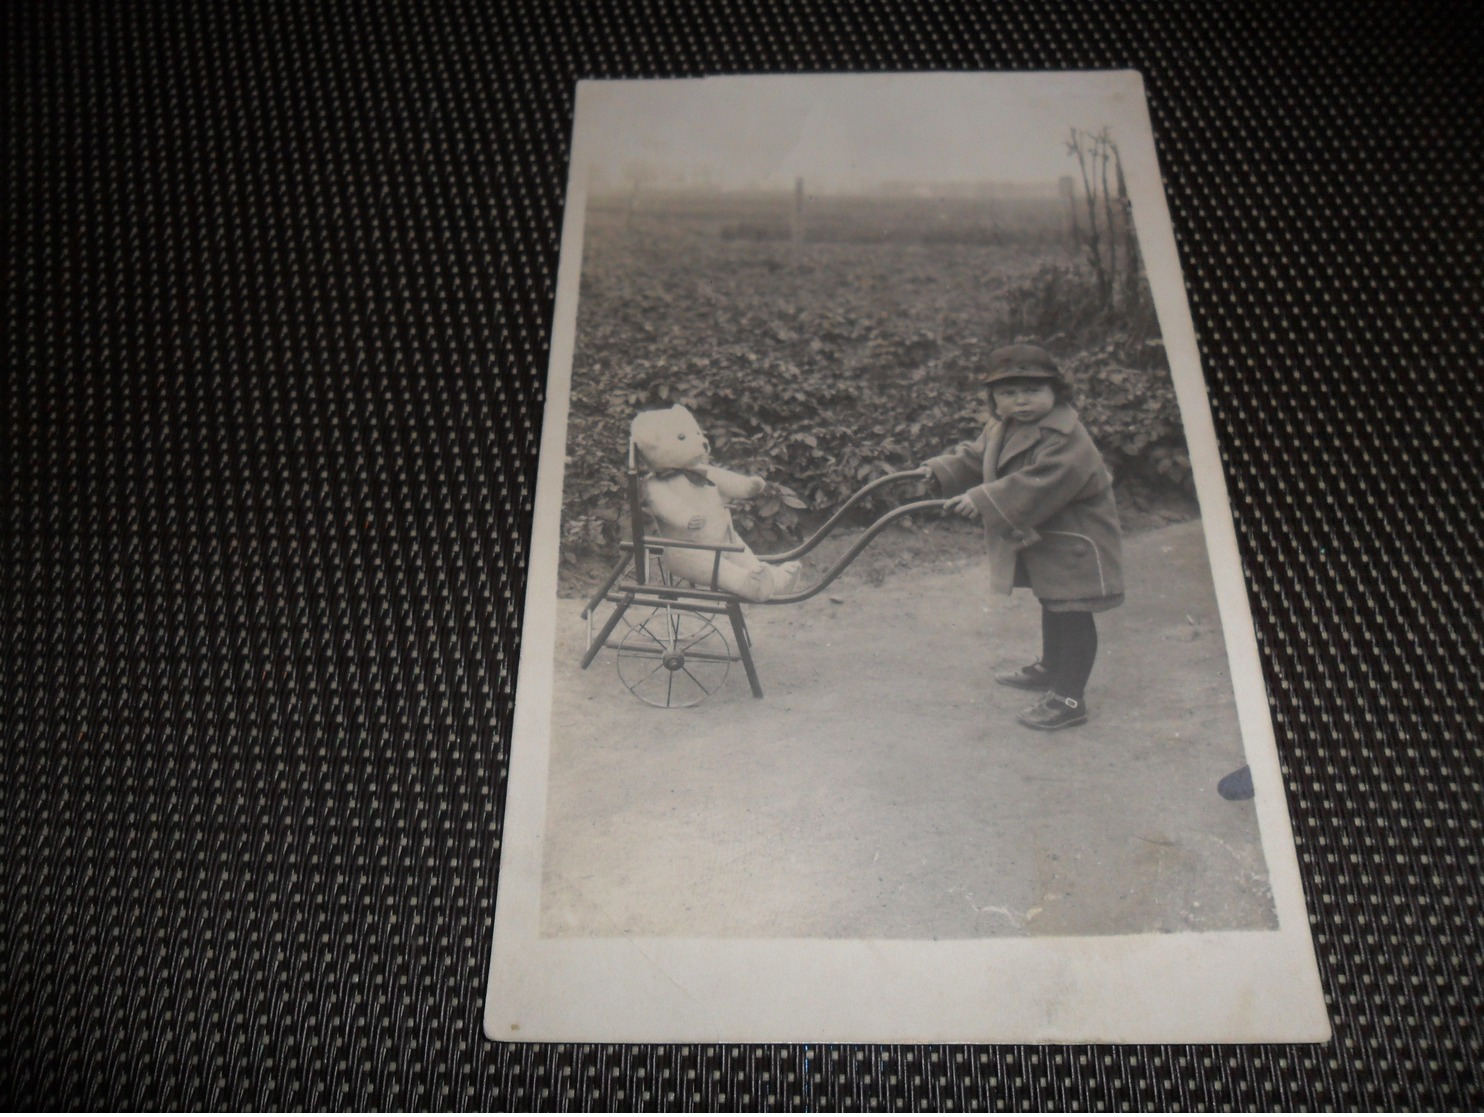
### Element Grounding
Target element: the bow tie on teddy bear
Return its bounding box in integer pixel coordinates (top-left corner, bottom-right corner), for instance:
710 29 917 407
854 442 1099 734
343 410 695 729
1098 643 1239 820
651 466 716 487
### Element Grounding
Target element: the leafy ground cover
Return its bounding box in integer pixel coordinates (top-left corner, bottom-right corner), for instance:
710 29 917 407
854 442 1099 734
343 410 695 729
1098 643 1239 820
560 196 1192 594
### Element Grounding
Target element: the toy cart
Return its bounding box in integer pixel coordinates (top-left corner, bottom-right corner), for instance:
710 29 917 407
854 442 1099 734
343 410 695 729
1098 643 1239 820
580 444 947 706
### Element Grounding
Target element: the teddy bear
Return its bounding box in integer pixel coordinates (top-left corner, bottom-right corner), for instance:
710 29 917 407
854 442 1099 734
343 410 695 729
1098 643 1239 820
629 404 803 603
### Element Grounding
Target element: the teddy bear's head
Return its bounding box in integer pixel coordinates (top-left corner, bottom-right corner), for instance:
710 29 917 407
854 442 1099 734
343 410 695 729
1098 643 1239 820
631 405 710 471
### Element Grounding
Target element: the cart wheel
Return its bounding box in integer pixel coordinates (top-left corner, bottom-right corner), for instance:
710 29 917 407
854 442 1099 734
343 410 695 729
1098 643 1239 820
615 605 731 707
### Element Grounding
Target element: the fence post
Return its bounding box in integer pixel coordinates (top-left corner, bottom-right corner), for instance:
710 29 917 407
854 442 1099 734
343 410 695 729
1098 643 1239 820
1060 175 1079 244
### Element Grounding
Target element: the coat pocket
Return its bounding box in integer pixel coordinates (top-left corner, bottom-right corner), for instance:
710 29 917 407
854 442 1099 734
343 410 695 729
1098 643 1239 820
1035 530 1108 595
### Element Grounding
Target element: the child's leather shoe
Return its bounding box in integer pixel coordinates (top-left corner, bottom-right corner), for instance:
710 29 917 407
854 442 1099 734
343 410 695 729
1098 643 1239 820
995 661 1053 690
1016 692 1088 731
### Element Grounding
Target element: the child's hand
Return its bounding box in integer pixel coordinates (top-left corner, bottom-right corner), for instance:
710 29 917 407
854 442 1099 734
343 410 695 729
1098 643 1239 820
944 494 980 520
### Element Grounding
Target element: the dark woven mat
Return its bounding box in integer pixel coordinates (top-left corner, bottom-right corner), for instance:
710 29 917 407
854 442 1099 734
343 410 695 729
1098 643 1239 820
5 0 1481 1109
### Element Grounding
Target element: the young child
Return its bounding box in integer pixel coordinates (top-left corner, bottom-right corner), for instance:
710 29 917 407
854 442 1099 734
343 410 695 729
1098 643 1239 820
919 344 1124 731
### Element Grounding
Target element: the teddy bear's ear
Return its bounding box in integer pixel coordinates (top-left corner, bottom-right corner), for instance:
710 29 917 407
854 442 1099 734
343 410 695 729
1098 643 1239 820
632 407 678 439
630 408 679 467
630 409 656 444
667 404 702 437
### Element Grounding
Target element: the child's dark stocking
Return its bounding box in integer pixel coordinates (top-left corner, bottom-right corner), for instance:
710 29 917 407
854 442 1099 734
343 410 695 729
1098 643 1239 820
1039 605 1063 679
1043 610 1097 702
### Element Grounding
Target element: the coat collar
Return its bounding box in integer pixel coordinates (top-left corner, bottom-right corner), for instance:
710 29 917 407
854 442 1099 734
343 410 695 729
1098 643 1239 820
1039 403 1079 434
994 403 1078 467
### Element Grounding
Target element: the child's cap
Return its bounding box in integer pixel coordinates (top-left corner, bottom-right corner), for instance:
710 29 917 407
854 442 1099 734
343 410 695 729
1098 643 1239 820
984 344 1059 385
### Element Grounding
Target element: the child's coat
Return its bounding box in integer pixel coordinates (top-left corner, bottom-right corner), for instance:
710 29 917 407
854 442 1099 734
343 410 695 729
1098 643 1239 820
926 403 1124 603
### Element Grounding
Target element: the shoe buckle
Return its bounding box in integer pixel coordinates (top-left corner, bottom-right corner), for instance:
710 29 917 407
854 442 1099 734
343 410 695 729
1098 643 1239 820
1062 696 1080 709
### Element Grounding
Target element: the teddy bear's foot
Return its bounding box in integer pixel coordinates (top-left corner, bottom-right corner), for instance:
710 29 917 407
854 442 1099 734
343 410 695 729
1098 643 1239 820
774 560 803 595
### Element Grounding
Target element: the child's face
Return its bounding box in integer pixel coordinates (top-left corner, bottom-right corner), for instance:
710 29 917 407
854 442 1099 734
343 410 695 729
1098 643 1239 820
992 379 1057 423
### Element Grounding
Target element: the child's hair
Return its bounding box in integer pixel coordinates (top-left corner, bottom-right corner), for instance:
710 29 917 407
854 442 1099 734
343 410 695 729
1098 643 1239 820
986 373 1076 419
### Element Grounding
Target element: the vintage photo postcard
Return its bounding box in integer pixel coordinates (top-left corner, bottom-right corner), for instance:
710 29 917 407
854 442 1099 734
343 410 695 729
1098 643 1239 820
484 72 1329 1043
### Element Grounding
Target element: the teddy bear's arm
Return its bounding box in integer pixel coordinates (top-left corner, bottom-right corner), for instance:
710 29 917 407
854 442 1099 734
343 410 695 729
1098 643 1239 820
704 466 767 502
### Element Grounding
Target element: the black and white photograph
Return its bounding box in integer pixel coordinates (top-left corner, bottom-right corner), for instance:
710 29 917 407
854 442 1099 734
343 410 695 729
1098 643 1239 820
18 0 1484 1104
485 72 1329 1043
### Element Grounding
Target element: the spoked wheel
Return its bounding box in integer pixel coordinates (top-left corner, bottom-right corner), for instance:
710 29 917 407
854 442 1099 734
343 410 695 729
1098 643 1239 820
615 605 732 707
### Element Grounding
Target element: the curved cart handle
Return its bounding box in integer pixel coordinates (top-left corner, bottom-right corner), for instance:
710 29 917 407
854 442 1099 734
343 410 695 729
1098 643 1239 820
756 470 932 564
761 497 950 605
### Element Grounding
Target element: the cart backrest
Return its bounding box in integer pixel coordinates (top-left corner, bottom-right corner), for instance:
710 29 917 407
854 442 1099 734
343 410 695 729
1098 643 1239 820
626 439 649 584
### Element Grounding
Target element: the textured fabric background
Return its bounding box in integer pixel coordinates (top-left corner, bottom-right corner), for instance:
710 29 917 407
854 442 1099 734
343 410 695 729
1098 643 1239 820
5 0 1481 1109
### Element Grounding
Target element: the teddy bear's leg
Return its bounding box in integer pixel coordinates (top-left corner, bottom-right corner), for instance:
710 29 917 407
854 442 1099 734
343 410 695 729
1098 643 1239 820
712 557 774 603
771 560 803 595
660 548 715 589
665 548 800 602
734 541 802 595
717 558 806 602
662 548 771 599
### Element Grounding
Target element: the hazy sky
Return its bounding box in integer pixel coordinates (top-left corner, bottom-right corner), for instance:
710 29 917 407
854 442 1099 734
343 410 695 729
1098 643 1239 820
575 73 1144 193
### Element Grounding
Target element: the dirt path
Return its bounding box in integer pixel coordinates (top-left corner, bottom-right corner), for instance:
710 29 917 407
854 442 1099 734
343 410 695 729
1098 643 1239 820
539 518 1275 940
